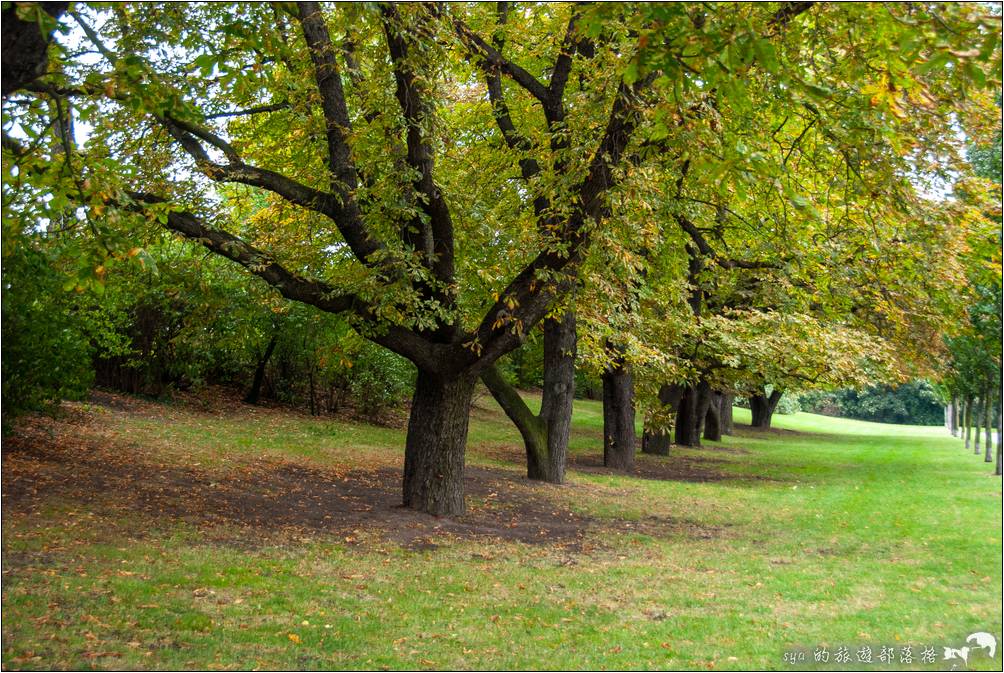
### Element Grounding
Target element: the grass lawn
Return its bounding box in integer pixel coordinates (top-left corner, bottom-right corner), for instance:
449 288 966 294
2 389 1001 670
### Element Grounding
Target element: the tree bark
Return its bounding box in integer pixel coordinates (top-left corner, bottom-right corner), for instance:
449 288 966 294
974 396 983 454
642 383 683 456
1 2 68 97
674 385 698 447
537 311 576 481
955 397 963 439
244 332 278 405
704 390 723 442
964 396 972 451
720 393 734 435
480 312 576 483
996 398 1002 476
985 388 994 463
694 381 713 441
402 370 476 516
602 345 635 470
750 388 784 429
947 398 956 435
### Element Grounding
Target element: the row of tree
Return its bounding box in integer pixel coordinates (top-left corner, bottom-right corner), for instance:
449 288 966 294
2 2 1001 513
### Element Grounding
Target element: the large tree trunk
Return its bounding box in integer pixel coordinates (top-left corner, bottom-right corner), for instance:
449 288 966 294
704 390 722 442
675 385 700 447
985 388 994 463
964 396 972 451
750 388 783 429
403 370 476 516
693 381 713 440
602 346 635 470
480 312 576 484
642 384 683 456
537 311 576 482
244 332 278 405
720 393 734 436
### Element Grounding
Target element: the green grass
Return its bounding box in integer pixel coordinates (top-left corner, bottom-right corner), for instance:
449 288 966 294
2 393 1001 670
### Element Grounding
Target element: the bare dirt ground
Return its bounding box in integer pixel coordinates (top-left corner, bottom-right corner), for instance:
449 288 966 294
2 390 731 554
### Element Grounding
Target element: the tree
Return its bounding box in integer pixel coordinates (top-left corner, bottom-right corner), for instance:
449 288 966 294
2 2 666 514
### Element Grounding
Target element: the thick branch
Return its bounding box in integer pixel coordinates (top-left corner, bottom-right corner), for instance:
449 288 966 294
471 79 650 367
295 1 359 192
128 192 443 371
380 4 455 289
768 2 814 30
129 192 360 314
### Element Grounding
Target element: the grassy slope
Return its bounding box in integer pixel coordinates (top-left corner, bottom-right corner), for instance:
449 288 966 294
2 393 1001 671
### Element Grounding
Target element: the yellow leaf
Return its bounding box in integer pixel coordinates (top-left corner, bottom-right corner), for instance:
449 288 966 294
287 633 301 644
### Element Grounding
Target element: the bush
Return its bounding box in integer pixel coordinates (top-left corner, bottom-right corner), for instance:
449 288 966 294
799 380 945 425
1 242 93 428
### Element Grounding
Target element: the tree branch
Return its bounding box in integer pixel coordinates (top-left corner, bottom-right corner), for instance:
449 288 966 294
204 101 289 119
128 192 360 314
471 78 651 367
444 8 551 106
127 191 444 371
380 4 455 290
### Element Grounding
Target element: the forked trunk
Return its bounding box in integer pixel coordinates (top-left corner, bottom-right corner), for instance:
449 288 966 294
480 313 575 483
403 370 476 516
750 388 783 429
602 348 635 470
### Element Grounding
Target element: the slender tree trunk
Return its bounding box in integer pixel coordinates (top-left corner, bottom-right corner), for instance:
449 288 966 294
482 365 547 472
482 312 576 483
964 397 972 451
996 397 1002 476
950 396 958 436
975 396 982 455
750 388 784 429
308 365 317 416
955 399 963 438
244 332 278 405
602 345 635 470
704 390 722 442
402 370 476 516
642 384 682 456
985 388 994 463
720 393 734 435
